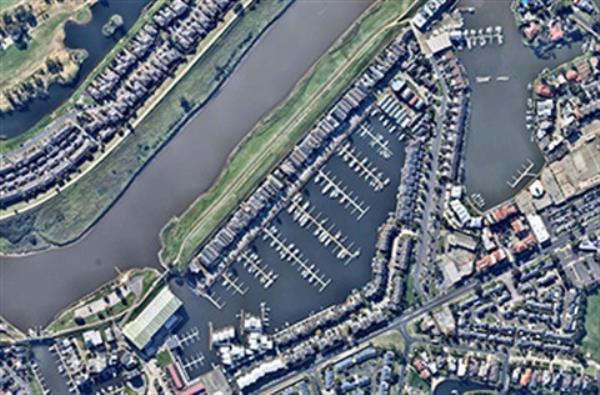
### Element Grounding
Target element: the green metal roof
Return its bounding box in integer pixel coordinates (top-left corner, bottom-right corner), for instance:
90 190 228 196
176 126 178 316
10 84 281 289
123 286 182 350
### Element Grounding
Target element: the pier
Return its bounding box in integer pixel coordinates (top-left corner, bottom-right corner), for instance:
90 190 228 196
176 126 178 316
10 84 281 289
357 123 393 159
287 194 360 264
507 158 536 188
221 272 248 296
315 169 370 220
462 25 503 50
338 142 390 192
262 226 331 292
238 251 278 288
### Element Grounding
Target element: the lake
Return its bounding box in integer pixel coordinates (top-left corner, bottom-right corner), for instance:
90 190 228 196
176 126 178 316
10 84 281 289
0 0 152 138
458 0 582 209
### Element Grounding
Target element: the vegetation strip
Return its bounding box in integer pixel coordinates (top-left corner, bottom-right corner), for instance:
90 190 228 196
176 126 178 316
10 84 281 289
0 0 294 255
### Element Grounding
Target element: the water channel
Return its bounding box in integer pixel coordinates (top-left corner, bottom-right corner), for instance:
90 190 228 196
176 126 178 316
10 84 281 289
3 0 588 391
0 0 152 139
0 0 375 330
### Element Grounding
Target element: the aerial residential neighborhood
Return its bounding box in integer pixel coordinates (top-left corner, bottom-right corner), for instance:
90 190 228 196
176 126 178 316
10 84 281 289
0 0 599 394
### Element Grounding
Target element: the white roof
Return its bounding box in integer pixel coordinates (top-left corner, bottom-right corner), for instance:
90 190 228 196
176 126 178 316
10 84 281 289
83 330 103 348
526 214 550 244
427 32 452 54
123 287 182 350
236 357 286 389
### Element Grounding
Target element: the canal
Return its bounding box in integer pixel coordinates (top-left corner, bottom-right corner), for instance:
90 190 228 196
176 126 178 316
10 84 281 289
0 0 374 330
0 0 152 138
458 0 582 209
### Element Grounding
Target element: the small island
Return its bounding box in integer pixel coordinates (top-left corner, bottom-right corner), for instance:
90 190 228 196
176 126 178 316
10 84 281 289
101 13 124 37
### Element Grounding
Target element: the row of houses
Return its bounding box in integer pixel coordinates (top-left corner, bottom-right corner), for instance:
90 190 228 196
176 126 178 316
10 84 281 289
188 30 419 291
0 124 96 207
510 361 597 393
226 30 437 394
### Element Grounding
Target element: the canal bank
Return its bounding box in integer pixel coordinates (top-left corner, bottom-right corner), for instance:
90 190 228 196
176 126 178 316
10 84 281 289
457 0 582 209
0 0 374 330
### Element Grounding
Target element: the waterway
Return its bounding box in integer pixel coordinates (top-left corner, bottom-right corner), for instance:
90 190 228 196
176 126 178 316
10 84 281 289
0 0 374 330
2 0 587 390
458 0 582 209
0 0 151 139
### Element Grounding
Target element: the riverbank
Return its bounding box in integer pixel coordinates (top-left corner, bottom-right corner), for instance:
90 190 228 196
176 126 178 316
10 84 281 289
158 0 422 269
0 0 294 256
0 315 26 344
44 267 160 336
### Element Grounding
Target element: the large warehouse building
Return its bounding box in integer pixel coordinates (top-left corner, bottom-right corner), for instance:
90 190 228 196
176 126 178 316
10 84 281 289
123 286 183 356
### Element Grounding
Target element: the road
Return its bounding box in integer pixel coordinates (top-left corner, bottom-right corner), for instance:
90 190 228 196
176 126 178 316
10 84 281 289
411 55 450 302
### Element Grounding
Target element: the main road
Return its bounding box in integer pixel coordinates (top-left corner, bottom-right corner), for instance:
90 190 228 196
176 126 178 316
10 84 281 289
0 0 374 330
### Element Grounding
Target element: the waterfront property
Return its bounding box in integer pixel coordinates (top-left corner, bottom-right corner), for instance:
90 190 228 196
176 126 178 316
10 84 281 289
0 0 240 216
1 0 599 393
158 0 422 269
122 286 183 357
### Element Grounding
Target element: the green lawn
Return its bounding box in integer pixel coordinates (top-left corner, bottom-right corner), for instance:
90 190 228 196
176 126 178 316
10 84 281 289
156 350 173 368
582 288 600 363
45 268 158 334
0 0 294 254
371 329 405 352
159 0 420 269
0 3 92 91
407 369 431 392
405 274 421 308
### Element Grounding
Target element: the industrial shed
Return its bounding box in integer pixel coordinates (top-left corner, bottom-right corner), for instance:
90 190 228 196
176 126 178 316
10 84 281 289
123 286 183 354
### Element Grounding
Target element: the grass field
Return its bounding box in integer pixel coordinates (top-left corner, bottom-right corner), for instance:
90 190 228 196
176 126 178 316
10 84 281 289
0 1 92 106
158 0 420 269
0 0 294 254
582 288 600 363
371 329 406 352
45 268 159 334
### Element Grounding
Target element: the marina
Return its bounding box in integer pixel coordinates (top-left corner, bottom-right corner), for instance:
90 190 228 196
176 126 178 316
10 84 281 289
458 0 582 209
287 193 360 264
315 169 370 220
262 225 331 293
1 0 594 392
0 0 375 330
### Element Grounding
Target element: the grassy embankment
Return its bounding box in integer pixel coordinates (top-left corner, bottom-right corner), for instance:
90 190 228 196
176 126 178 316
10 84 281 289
0 0 174 153
159 0 419 270
45 268 159 334
0 0 293 254
0 315 27 344
582 288 600 363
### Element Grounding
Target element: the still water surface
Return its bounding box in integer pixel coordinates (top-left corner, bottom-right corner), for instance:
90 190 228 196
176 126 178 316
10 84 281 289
0 0 151 138
458 0 581 208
